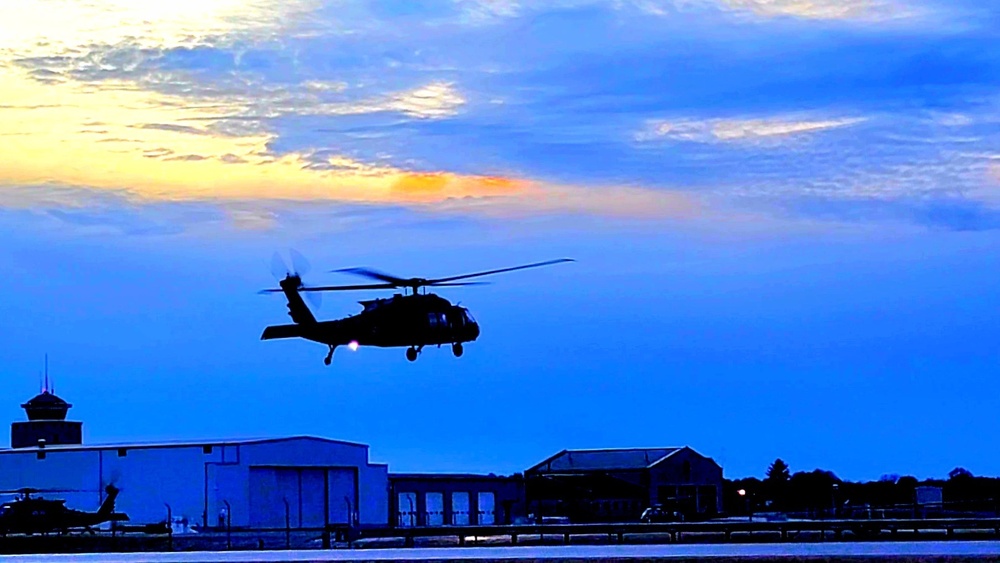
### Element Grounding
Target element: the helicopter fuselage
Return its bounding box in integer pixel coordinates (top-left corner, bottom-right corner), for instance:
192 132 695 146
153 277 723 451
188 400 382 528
261 292 480 362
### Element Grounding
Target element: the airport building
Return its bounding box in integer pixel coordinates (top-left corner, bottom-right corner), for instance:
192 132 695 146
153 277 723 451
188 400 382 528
0 387 389 529
525 447 724 522
390 473 526 527
0 384 727 529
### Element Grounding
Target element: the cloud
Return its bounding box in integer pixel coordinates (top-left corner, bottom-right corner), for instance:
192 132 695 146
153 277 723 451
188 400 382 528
637 115 866 143
0 0 320 55
454 0 924 23
385 83 466 119
717 0 915 21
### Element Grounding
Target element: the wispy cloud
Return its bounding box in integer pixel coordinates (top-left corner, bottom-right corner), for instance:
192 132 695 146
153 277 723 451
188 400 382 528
455 0 925 22
717 0 916 21
637 115 866 143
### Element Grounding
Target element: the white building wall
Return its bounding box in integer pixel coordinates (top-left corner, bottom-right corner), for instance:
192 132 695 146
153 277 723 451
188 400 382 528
0 450 104 511
0 437 389 529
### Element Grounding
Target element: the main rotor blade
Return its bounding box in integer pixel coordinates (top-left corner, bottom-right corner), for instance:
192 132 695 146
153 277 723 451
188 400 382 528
298 283 398 292
428 258 574 284
0 488 91 494
330 267 408 286
427 282 491 287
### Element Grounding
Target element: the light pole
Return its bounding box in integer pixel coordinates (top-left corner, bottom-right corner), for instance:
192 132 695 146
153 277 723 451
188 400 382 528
223 500 231 550
283 497 291 549
164 503 173 551
738 489 751 522
831 484 839 519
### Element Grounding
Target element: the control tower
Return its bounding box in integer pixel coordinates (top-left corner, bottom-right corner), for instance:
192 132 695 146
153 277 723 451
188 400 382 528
11 373 82 449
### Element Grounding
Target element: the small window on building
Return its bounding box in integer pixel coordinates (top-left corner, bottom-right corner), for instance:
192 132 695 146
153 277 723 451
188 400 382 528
117 448 127 457
682 460 692 482
36 451 45 460
203 445 213 454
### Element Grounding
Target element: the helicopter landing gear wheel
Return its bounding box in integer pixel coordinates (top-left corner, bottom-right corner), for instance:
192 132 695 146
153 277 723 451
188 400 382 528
406 347 418 362
452 343 463 357
324 346 334 366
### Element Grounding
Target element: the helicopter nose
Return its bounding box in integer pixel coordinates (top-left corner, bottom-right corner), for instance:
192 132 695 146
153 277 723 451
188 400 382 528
470 321 480 340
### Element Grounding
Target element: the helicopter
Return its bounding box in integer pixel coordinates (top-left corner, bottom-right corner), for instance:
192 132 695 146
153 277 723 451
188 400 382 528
0 484 129 536
260 252 573 365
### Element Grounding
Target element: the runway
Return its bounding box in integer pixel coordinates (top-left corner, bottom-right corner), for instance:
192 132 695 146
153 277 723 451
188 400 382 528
5 541 1000 562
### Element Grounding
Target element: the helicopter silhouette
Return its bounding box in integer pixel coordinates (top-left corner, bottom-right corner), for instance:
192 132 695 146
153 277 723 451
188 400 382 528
260 252 573 365
0 484 129 536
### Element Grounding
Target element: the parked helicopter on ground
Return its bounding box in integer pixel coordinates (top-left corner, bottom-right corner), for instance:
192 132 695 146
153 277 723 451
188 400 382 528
260 251 573 365
0 484 129 536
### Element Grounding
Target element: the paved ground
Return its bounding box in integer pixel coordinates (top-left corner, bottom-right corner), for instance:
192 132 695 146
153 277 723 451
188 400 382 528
5 541 1000 562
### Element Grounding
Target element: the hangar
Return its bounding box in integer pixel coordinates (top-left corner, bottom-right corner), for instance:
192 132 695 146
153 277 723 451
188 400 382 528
525 447 724 522
0 387 389 529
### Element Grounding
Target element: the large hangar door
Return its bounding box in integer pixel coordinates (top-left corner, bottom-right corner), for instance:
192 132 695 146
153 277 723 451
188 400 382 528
249 468 356 528
327 469 356 525
300 469 326 528
249 468 300 528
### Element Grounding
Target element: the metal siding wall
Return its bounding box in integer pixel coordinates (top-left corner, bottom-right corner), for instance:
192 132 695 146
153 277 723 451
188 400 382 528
360 463 389 526
0 447 223 527
107 446 224 527
0 438 389 530
0 450 100 511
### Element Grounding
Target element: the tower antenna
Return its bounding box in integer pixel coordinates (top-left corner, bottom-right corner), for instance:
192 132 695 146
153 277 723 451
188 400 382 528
44 354 50 394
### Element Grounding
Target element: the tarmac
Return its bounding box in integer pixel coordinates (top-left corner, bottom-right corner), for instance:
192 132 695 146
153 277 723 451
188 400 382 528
5 541 1000 562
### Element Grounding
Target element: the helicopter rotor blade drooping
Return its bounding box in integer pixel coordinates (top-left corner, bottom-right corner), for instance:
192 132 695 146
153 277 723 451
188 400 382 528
329 258 575 293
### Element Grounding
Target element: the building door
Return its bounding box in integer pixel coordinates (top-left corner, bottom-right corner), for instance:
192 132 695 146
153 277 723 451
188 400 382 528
451 492 470 525
249 468 301 528
478 492 495 525
398 492 417 527
425 493 444 526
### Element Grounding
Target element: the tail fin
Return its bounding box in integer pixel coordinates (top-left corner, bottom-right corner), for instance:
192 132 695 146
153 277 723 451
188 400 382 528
261 324 304 340
280 276 316 324
99 484 119 517
99 484 130 522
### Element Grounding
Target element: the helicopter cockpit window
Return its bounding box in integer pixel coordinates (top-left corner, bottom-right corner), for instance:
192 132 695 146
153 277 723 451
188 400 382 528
463 310 476 324
428 313 447 327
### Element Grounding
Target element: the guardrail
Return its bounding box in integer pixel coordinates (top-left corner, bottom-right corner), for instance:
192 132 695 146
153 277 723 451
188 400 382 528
349 518 1000 547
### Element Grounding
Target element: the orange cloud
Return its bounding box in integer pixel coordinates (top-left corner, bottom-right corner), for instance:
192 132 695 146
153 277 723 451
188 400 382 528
0 64 705 221
390 173 526 202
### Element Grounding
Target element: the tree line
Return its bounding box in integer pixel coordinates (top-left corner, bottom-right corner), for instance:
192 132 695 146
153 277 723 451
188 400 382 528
723 459 1000 518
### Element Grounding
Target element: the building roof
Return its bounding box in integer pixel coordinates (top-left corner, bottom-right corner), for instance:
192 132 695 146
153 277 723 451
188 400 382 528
21 391 71 421
22 392 69 408
0 435 369 454
527 447 688 473
389 473 514 481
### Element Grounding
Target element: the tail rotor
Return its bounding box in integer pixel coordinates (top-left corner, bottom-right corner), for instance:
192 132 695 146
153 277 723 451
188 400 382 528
265 250 322 310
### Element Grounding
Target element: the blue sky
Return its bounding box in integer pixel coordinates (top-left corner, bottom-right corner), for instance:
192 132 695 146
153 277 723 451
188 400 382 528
1 0 999 482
